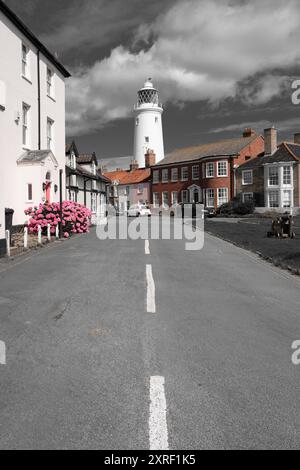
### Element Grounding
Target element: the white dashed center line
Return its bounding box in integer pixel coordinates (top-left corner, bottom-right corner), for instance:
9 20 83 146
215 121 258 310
145 240 150 255
146 264 156 313
149 376 169 450
0 341 6 365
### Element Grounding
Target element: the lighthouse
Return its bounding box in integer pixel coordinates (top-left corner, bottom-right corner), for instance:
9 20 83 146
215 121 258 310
133 78 165 167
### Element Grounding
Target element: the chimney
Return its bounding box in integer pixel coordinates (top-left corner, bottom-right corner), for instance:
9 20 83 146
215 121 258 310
264 127 277 155
130 160 139 171
243 128 255 138
294 133 300 145
145 149 156 168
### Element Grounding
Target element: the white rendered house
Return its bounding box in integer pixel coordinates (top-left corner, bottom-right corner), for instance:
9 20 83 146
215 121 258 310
0 1 70 240
133 79 165 167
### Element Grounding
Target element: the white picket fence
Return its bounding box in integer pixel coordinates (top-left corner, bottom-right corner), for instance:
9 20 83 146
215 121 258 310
5 224 59 257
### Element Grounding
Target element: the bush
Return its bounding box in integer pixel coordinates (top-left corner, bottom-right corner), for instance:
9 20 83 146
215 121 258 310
217 197 254 216
25 201 92 238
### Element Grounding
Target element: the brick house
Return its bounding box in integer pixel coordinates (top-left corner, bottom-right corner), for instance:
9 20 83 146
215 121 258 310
236 128 300 211
104 162 151 213
151 129 264 210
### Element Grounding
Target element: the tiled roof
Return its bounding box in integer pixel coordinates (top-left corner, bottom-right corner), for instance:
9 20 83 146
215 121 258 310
77 154 97 165
17 149 58 165
238 142 300 170
155 134 259 166
104 168 151 185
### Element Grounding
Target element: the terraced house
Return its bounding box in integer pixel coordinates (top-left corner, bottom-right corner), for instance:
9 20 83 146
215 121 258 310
65 142 109 222
151 129 264 210
0 0 70 252
236 128 300 212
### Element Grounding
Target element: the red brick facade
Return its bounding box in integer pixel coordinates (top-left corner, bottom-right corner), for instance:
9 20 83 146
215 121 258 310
151 133 264 209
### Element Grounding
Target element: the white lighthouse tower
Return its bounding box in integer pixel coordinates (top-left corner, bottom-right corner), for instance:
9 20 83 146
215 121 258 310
133 78 165 167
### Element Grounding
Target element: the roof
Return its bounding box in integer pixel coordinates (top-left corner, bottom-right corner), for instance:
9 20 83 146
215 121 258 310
66 163 108 183
238 142 300 170
77 154 97 165
65 141 79 157
0 0 70 78
17 149 58 165
104 168 151 185
156 134 260 166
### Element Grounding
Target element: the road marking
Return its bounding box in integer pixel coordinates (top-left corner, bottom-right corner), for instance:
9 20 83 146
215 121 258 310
145 240 150 255
0 341 6 365
149 376 169 450
146 264 156 313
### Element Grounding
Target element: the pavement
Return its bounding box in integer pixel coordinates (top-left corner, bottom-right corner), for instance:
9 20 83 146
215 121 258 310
0 222 300 450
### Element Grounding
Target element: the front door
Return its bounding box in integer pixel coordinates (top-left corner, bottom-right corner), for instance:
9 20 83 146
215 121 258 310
194 190 199 203
46 182 51 203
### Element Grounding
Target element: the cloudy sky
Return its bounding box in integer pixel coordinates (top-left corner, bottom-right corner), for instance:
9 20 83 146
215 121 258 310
4 0 300 163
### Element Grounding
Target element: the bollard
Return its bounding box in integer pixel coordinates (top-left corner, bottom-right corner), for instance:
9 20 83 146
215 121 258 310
38 225 42 245
47 224 51 242
24 226 28 249
55 225 59 239
5 230 10 257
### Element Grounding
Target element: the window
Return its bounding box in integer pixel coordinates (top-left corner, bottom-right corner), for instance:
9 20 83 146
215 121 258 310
47 68 54 97
242 170 253 185
217 161 228 177
268 167 278 186
124 186 130 196
269 190 279 208
91 193 97 213
153 192 160 208
155 117 158 123
153 170 159 184
27 183 33 202
162 191 169 208
206 162 214 178
22 103 30 147
217 188 228 206
70 152 76 169
181 167 189 181
136 118 139 126
171 191 178 205
242 192 253 203
206 189 214 207
22 44 29 78
162 169 169 183
283 166 292 185
47 118 54 150
283 190 292 208
137 184 143 194
181 190 189 204
145 136 149 143
192 165 200 180
171 168 178 182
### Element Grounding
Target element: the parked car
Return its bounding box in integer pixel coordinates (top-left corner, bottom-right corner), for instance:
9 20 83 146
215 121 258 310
127 204 151 217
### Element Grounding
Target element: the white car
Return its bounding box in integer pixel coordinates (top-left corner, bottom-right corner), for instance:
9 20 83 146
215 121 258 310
127 204 151 217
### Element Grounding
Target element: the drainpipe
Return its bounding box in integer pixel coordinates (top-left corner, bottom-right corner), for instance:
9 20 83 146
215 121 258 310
37 50 41 150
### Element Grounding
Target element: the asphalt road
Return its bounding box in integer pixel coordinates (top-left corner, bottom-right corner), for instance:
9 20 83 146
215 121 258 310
0 222 300 450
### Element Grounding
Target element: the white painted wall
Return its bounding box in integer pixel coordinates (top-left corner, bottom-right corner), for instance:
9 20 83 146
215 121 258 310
0 10 67 226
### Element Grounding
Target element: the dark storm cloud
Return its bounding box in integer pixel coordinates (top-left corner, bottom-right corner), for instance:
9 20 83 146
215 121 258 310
4 0 300 159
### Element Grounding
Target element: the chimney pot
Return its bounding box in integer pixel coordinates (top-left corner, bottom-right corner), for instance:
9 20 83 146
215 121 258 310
130 160 139 171
243 128 255 138
294 133 300 145
145 149 156 168
264 127 277 155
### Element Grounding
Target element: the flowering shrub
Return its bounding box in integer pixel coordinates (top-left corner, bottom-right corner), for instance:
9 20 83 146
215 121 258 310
25 202 92 238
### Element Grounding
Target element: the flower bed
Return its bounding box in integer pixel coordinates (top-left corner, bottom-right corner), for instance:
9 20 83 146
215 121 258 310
25 201 92 238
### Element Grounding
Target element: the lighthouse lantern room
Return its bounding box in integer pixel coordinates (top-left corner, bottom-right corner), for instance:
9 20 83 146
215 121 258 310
133 79 165 167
